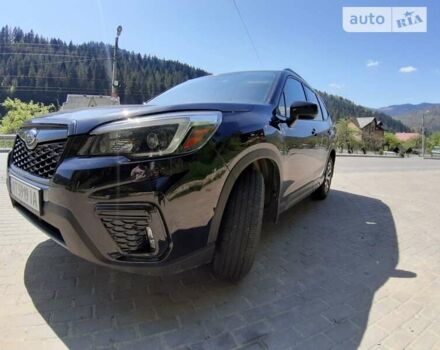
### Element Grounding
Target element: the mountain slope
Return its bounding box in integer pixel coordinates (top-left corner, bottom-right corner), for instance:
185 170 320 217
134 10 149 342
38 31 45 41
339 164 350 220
319 92 410 132
0 26 208 107
393 107 440 133
0 26 409 132
378 103 440 117
379 103 440 133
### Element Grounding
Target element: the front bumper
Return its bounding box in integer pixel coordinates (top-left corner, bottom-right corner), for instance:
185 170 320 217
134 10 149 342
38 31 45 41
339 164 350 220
6 144 228 275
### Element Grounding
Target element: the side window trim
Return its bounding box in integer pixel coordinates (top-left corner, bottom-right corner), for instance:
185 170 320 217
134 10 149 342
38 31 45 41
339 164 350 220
317 95 329 121
277 91 287 119
298 78 307 100
303 85 324 121
280 75 307 110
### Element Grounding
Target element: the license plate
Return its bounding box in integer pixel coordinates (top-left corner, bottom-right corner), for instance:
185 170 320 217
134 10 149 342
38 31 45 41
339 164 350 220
10 176 41 214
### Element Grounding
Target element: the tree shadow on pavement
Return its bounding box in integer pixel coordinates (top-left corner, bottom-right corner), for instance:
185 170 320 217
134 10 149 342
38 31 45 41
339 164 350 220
24 190 412 349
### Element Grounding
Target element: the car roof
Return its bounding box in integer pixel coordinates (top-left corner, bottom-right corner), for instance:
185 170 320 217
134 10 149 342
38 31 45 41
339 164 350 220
213 69 303 78
282 68 305 81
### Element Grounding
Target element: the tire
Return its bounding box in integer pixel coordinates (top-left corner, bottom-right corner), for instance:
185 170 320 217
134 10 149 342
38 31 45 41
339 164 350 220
312 157 334 200
212 168 265 282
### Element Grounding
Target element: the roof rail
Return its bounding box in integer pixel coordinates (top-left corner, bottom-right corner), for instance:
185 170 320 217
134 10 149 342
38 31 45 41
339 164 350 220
283 68 305 81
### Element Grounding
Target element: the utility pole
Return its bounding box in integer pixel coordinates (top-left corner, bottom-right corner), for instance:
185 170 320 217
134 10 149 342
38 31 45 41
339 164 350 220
111 25 123 98
421 112 425 157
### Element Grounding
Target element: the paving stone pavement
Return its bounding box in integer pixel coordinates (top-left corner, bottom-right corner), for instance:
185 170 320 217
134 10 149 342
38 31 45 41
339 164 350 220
0 155 440 350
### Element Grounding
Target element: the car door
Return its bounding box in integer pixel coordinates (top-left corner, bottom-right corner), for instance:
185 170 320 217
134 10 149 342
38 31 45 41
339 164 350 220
316 93 334 171
278 77 317 197
302 86 332 179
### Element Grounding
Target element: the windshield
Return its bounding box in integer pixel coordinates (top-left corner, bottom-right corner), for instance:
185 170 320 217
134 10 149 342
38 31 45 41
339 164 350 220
147 71 277 105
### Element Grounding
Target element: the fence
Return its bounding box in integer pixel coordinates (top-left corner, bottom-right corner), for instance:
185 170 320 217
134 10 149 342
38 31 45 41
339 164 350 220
0 134 15 152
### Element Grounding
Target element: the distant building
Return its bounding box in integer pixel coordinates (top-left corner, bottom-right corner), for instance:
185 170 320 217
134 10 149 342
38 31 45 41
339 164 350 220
61 94 120 111
347 120 363 142
346 117 384 151
395 132 420 142
354 117 384 136
353 117 384 144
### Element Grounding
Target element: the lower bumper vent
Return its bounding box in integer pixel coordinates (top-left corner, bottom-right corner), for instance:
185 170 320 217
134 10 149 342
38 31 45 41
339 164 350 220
96 204 168 259
101 216 154 253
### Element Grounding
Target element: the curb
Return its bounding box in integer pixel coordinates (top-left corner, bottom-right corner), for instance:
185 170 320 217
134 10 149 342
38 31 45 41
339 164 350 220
336 153 401 158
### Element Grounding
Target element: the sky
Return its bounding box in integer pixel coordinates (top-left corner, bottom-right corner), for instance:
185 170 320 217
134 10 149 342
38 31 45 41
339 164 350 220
0 0 439 108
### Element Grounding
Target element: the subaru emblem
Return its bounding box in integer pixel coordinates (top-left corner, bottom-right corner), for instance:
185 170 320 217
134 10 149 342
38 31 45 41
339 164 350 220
21 128 38 149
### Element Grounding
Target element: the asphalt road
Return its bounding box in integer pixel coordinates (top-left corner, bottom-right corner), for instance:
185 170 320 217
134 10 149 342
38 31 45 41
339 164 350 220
335 155 440 173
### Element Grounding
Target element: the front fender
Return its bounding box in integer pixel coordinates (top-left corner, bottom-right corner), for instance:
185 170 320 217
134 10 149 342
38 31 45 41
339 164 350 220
207 143 283 244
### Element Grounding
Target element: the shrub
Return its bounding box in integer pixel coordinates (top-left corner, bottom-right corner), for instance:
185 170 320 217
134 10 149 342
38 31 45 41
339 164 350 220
1 98 54 133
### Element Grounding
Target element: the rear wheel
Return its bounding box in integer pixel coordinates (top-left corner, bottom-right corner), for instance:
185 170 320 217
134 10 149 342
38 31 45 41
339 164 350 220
312 157 334 200
212 169 264 282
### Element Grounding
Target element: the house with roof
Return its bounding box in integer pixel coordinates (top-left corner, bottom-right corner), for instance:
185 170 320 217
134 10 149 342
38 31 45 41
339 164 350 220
61 94 120 111
348 117 385 150
395 132 420 143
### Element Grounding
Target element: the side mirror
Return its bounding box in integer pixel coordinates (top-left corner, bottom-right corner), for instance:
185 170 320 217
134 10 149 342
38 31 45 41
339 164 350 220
288 101 318 126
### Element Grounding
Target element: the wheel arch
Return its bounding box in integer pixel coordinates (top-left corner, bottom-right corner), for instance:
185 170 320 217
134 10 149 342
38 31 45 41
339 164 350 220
207 145 283 245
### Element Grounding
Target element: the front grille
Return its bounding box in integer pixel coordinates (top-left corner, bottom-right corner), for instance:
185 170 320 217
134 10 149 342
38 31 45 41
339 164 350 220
12 137 66 179
101 216 153 254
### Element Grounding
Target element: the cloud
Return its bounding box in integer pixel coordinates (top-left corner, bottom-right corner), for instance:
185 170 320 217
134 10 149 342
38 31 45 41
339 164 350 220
329 83 344 89
366 60 379 68
399 66 417 73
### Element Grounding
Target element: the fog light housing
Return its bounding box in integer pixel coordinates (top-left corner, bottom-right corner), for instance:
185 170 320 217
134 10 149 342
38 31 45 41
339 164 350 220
96 203 169 260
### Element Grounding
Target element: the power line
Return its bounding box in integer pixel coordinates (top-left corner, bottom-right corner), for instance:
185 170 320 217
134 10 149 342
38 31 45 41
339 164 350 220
232 0 263 66
2 85 107 90
0 42 68 47
0 52 106 59
0 85 149 96
0 86 111 93
0 41 111 47
0 74 110 81
17 57 111 70
1 89 150 97
0 86 108 91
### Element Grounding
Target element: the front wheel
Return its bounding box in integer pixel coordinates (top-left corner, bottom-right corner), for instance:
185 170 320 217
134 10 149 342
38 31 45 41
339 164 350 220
312 157 334 200
212 169 265 282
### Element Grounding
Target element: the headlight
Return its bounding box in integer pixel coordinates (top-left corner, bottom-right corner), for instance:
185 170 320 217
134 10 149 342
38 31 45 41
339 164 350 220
80 111 222 157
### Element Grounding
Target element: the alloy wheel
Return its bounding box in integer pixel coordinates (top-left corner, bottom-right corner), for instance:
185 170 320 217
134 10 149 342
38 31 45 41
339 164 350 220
324 159 333 193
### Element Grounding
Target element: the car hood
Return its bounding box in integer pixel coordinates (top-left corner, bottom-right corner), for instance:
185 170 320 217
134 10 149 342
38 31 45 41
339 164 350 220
24 103 258 135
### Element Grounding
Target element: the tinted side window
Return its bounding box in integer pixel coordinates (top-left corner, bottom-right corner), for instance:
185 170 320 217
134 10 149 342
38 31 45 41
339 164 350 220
281 78 306 118
304 86 323 120
317 94 329 120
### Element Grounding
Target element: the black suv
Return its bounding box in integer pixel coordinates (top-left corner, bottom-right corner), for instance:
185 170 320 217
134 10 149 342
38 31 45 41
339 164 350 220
7 69 336 281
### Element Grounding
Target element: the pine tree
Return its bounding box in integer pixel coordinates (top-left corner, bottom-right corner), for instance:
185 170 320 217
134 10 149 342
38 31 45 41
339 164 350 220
0 26 208 112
